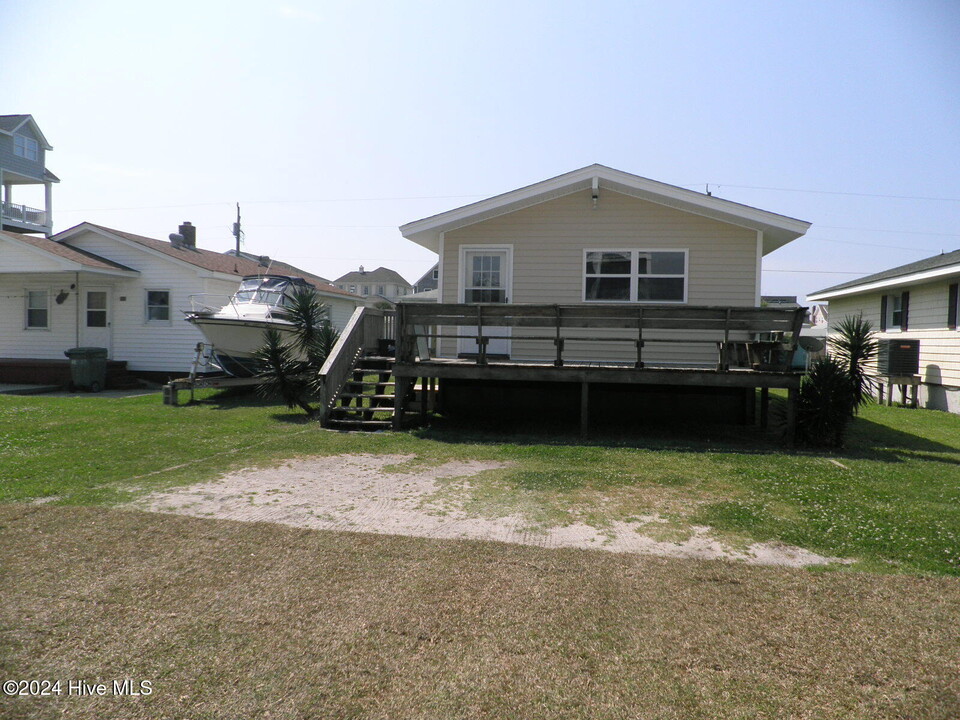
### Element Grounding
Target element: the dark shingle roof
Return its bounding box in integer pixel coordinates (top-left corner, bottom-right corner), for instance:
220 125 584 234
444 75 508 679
335 266 411 286
811 248 960 296
56 223 362 300
1 230 136 272
0 115 30 133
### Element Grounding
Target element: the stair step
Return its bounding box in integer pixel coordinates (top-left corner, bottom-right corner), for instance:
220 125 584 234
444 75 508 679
339 393 395 401
342 381 396 388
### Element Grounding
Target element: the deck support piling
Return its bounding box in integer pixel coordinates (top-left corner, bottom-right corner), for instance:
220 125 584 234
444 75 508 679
394 376 412 430
759 387 770 428
580 382 589 438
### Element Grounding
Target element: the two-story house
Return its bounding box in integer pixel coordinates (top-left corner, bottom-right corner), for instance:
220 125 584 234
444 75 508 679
334 266 413 304
0 115 58 237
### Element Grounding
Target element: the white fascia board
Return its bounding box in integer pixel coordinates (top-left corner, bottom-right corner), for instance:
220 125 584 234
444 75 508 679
807 264 960 301
399 164 810 253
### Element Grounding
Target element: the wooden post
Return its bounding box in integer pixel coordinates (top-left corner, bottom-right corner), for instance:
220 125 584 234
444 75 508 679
786 387 798 447
760 387 769 428
580 382 589 438
393 376 411 430
554 305 563 367
886 382 893 407
636 308 644 369
911 381 919 409
419 377 427 425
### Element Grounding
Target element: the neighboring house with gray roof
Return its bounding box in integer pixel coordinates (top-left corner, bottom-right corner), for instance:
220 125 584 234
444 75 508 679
0 114 59 237
0 222 364 380
334 265 412 304
808 249 960 413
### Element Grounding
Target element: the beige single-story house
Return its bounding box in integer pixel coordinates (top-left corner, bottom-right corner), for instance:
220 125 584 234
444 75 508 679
400 164 811 366
808 249 960 413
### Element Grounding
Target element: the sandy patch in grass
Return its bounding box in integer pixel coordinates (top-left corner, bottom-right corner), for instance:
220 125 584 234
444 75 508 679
133 453 842 567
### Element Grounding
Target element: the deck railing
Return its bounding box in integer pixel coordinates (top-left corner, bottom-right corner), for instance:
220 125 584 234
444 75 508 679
396 303 807 372
2 201 47 227
316 307 387 422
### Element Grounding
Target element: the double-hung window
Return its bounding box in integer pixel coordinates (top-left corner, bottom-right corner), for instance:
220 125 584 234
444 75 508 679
584 249 687 303
25 289 49 329
14 134 39 161
146 290 171 323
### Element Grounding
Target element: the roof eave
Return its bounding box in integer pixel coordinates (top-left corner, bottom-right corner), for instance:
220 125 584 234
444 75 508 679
808 263 960 301
400 164 810 252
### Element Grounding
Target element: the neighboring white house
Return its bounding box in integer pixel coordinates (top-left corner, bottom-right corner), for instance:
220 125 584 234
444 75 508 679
808 249 960 413
0 222 364 379
334 266 413 304
399 164 811 364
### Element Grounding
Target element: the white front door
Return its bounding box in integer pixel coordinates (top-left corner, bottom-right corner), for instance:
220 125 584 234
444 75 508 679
458 248 512 357
81 287 112 354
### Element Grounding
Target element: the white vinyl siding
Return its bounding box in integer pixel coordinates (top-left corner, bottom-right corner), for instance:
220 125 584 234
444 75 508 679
440 188 757 363
827 278 960 412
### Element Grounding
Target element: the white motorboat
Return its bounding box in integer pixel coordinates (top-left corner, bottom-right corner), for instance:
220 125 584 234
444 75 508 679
186 275 313 376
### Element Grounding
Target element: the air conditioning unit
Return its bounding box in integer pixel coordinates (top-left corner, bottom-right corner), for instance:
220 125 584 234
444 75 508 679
877 339 920 375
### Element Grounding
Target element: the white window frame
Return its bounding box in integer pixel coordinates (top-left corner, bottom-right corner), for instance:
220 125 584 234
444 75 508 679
145 289 172 324
582 248 688 304
25 287 50 330
14 134 39 161
377 285 385 295
885 293 903 332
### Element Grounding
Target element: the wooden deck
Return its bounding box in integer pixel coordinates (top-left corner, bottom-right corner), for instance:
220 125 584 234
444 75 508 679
390 303 806 440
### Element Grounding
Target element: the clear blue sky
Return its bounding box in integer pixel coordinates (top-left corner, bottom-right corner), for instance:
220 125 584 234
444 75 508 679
5 0 959 299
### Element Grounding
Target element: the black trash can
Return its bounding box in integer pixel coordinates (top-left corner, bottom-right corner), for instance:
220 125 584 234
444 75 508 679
64 347 108 392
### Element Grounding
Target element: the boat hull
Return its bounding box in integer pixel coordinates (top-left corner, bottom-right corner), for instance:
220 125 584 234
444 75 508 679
187 316 299 377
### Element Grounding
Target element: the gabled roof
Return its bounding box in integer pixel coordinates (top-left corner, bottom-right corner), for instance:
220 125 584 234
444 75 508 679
334 266 411 286
808 249 960 301
0 229 137 275
414 263 439 286
400 164 811 255
0 114 53 150
51 223 363 300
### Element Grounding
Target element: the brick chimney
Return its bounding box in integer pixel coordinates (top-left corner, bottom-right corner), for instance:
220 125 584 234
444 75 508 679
178 221 196 249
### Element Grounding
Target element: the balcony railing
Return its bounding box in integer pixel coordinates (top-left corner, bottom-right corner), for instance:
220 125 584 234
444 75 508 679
2 201 47 228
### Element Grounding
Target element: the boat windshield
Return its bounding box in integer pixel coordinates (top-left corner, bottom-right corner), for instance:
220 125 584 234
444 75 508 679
233 277 293 307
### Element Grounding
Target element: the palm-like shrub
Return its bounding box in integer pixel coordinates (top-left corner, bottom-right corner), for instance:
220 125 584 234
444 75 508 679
254 286 340 417
828 313 878 412
796 355 859 447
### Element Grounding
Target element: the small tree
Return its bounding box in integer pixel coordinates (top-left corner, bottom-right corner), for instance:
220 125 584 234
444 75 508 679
828 313 878 412
254 287 340 417
796 355 859 447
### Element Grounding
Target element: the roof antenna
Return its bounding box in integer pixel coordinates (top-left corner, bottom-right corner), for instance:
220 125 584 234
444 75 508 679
232 203 244 255
706 184 712 197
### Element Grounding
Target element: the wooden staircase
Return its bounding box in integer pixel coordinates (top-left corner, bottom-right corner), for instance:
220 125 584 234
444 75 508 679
325 355 400 431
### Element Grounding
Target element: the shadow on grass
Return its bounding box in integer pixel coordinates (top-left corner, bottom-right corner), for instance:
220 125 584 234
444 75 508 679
413 414 788 456
844 417 960 463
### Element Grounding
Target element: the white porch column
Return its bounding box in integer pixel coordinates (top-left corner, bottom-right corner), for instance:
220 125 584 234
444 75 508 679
44 181 53 236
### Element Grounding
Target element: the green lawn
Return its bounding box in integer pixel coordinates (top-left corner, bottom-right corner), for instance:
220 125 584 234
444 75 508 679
2 505 959 720
2 390 960 719
1 389 958 576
